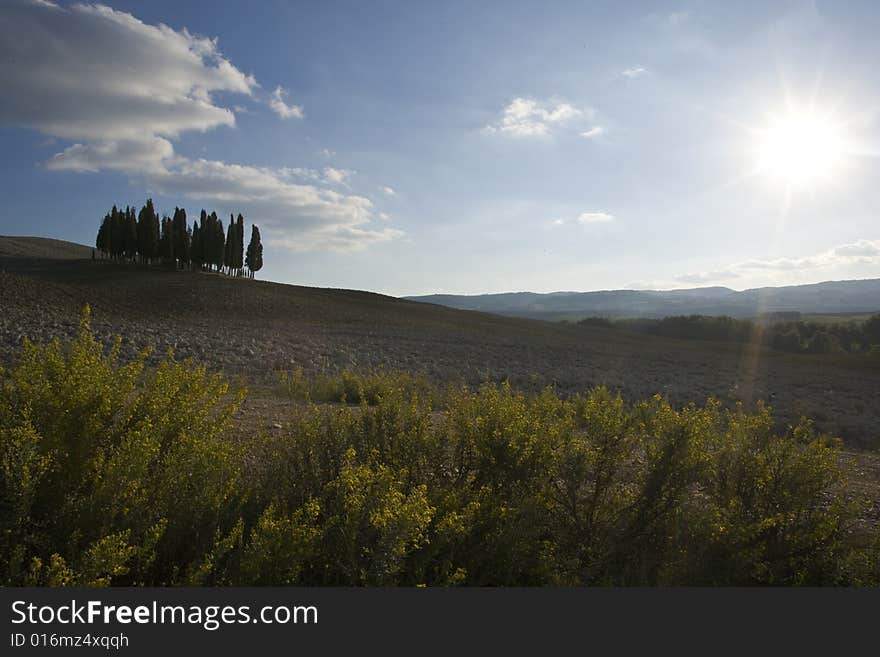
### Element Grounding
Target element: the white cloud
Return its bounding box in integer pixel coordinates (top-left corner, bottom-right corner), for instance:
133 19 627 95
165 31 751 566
621 67 647 78
830 240 880 259
484 97 588 137
580 126 605 139
322 167 353 186
674 239 880 284
145 158 400 252
380 186 397 196
0 0 256 142
46 137 174 174
577 212 614 224
269 85 304 120
737 240 880 272
673 270 741 284
279 167 322 182
551 211 615 227
281 166 354 186
0 0 399 253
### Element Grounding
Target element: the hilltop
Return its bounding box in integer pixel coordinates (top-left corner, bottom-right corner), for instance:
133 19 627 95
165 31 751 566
2 236 879 450
0 235 92 260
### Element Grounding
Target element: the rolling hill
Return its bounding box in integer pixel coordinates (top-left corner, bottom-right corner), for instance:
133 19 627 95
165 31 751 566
405 279 880 320
0 234 92 260
2 236 879 450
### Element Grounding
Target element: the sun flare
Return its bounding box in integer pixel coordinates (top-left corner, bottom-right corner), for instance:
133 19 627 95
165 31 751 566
756 111 846 186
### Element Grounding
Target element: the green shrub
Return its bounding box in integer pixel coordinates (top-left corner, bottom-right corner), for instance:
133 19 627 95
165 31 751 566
2 309 876 586
0 307 245 585
279 367 450 408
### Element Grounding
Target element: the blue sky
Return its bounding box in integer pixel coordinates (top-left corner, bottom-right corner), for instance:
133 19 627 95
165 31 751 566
2 0 880 295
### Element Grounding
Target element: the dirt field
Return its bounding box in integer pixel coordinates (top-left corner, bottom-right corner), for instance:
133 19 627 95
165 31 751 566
3 253 879 446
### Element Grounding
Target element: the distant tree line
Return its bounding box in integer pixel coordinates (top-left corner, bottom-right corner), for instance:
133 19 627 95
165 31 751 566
95 200 263 277
577 313 880 356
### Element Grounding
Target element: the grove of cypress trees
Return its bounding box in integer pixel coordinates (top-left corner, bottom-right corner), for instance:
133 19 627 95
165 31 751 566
95 202 261 276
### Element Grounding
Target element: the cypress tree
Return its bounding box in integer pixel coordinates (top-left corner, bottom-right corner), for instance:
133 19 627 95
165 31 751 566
245 224 263 278
212 214 224 273
124 206 138 261
172 207 190 269
110 205 123 260
224 217 235 275
191 221 202 270
235 213 245 276
160 215 174 264
198 210 208 270
96 213 110 257
135 199 160 264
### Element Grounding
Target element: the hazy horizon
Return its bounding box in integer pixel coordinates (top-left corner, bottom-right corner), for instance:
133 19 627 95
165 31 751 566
2 0 880 297
403 275 880 298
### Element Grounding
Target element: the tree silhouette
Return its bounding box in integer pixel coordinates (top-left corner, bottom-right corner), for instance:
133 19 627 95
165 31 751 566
124 206 138 262
96 213 110 258
95 202 262 276
235 214 245 276
212 213 225 273
172 207 190 269
136 199 160 265
159 215 174 264
246 224 263 278
191 221 203 271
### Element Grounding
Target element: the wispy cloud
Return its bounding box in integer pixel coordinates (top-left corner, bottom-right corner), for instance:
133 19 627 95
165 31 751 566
673 240 880 284
322 167 354 186
269 85 304 119
484 97 589 138
279 167 353 187
645 9 715 56
379 186 397 196
579 126 605 139
673 269 741 284
621 66 647 78
577 212 614 224
551 211 615 226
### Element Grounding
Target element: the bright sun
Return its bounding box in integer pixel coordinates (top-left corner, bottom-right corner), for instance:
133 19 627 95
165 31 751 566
757 111 846 186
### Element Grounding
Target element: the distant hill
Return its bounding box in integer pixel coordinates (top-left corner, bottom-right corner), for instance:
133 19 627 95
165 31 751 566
405 279 880 320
